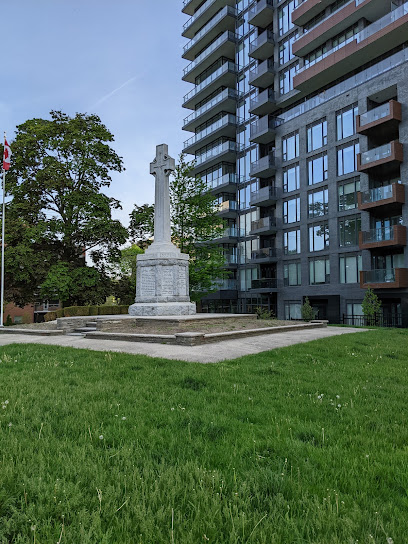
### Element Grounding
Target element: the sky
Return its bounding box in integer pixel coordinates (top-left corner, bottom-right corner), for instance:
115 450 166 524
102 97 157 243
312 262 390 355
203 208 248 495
2 0 190 226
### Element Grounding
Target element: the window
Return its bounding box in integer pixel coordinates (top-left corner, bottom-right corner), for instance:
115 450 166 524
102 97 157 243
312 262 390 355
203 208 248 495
284 229 301 255
309 221 329 251
279 31 298 65
14 316 23 324
304 44 328 68
332 24 359 49
308 187 328 218
339 215 361 247
278 0 299 36
340 254 362 283
346 302 363 316
279 62 299 95
283 197 301 224
284 301 302 320
338 177 360 211
337 141 359 176
282 131 300 161
336 104 358 140
308 153 328 185
307 119 327 151
309 257 330 285
283 163 300 192
284 261 301 286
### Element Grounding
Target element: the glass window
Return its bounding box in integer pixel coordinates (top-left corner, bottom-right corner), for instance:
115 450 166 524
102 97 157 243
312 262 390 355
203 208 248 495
309 257 330 285
304 44 328 68
307 119 327 151
283 163 300 192
284 229 301 255
337 141 359 176
283 196 301 223
282 131 300 161
338 177 360 211
346 302 363 316
279 31 298 65
336 104 358 140
284 261 301 286
308 153 328 184
308 187 328 218
340 254 362 283
14 316 23 324
278 0 299 36
339 215 361 247
284 301 302 320
309 221 329 251
279 62 299 95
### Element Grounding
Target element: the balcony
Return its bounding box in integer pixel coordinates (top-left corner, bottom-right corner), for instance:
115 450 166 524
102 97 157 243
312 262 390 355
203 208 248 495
250 115 283 144
249 89 277 116
183 88 241 132
194 141 242 172
248 59 276 88
183 31 238 83
360 268 408 289
250 248 279 262
357 141 403 173
212 227 244 243
182 0 236 38
250 277 278 291
293 3 408 94
358 183 405 211
250 153 276 178
356 100 402 135
292 0 389 57
250 186 281 207
250 216 279 235
217 199 238 218
224 253 238 267
183 61 238 110
208 173 241 194
359 225 407 250
248 0 274 28
292 0 345 26
183 6 238 61
183 114 241 155
215 279 238 290
249 30 275 61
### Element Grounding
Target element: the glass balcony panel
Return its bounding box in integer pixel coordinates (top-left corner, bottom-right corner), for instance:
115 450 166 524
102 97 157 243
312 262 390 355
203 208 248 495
251 277 277 289
183 6 237 55
208 173 240 190
360 144 391 165
251 216 277 231
184 114 240 149
195 141 242 167
183 89 240 127
183 62 237 105
364 269 396 283
183 31 238 79
359 103 391 126
183 0 217 32
362 227 394 244
215 279 238 290
218 200 238 212
361 184 394 204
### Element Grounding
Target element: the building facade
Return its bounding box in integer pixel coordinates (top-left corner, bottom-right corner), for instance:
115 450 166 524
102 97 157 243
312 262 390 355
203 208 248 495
181 0 408 325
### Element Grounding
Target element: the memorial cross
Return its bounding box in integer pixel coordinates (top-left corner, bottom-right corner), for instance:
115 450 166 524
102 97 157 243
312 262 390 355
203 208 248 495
150 144 176 246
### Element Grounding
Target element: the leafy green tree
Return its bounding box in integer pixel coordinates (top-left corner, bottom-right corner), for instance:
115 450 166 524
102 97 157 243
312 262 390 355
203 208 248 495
129 155 227 302
109 244 144 305
301 297 316 322
362 288 382 324
4 110 128 305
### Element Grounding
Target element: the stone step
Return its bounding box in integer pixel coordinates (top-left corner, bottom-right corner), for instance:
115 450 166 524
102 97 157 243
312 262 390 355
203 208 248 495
67 332 86 337
74 327 97 333
86 322 97 327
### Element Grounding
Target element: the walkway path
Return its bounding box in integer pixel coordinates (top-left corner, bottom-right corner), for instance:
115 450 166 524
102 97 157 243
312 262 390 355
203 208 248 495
0 326 369 363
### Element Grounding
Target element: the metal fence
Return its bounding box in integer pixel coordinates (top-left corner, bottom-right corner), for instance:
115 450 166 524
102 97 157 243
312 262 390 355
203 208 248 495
341 314 403 328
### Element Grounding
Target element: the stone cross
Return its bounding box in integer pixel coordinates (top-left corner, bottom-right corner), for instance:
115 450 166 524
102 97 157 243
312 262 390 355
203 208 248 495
150 144 176 246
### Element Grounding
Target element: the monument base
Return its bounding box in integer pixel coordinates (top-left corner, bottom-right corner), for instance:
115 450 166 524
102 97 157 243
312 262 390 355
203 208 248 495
128 301 197 317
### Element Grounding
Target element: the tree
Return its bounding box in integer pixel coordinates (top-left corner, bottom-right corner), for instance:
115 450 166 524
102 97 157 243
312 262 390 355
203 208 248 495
109 244 144 305
129 155 227 302
362 288 382 324
4 110 128 305
301 297 316 322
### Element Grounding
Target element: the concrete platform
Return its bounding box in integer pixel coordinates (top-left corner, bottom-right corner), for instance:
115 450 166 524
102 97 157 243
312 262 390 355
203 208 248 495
0 326 369 363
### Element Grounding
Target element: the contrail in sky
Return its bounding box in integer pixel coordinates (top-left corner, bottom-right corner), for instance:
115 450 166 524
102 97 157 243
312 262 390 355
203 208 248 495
89 75 139 110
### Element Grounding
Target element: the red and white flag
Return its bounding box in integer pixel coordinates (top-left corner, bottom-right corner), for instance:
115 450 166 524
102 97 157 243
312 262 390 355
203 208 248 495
3 138 11 171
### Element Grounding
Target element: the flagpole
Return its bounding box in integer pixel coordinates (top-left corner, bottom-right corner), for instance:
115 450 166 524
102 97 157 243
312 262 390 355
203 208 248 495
0 132 6 327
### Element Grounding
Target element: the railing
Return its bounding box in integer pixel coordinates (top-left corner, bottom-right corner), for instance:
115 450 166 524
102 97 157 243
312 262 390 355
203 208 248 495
300 0 354 36
183 89 241 126
183 6 238 55
249 59 276 80
250 185 280 202
249 29 274 53
360 184 395 203
215 279 238 290
208 173 241 190
183 32 238 77
361 226 396 244
359 102 391 126
250 116 283 138
183 0 218 32
248 0 274 19
219 227 244 238
250 152 276 174
363 268 396 283
342 313 403 328
224 253 238 265
360 144 392 165
183 61 238 104
195 141 242 167
251 216 277 231
218 200 238 212
251 277 278 289
250 89 276 110
250 248 278 260
184 114 241 149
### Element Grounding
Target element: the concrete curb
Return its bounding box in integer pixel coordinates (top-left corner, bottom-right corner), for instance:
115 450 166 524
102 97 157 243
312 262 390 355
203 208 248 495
0 328 64 336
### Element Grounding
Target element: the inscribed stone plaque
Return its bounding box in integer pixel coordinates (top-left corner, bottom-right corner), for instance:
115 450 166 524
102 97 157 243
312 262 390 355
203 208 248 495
178 267 187 293
141 267 156 297
161 268 174 296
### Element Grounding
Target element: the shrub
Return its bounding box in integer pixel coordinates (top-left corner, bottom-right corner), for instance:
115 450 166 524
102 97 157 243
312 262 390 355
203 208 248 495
89 306 99 316
56 309 64 318
45 312 57 322
119 305 129 315
98 305 120 315
5 315 13 326
301 297 316 322
63 306 90 317
362 288 382 325
255 307 275 320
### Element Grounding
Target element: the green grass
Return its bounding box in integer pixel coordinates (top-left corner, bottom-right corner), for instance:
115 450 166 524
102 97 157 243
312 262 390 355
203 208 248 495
0 329 407 543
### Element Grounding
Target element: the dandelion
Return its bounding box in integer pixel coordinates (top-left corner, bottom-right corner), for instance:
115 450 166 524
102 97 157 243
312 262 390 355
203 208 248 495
337 404 342 408
2 405 6 409
336 395 340 399
387 539 394 544
31 525 36 531
99 435 104 440
4 400 9 405
122 417 126 420
8 422 12 427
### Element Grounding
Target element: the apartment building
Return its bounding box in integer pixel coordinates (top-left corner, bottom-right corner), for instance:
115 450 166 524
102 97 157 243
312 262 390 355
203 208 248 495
181 0 408 326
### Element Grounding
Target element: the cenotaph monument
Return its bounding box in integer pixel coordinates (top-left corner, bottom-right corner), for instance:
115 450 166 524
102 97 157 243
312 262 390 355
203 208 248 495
128 144 196 316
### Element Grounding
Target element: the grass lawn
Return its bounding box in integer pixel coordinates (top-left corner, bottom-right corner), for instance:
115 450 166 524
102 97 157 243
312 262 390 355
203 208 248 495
0 329 407 543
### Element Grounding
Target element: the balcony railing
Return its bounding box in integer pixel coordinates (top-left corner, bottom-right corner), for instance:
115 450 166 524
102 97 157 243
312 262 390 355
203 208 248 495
250 216 278 232
251 247 278 261
360 144 392 166
251 277 278 289
183 6 238 56
183 89 240 128
248 0 274 26
218 227 243 238
358 182 405 210
215 279 238 290
250 186 281 205
359 103 390 127
183 61 238 105
249 29 275 58
195 141 242 167
249 89 277 115
250 152 276 177
360 184 394 204
183 114 241 149
250 115 283 140
361 267 408 288
218 200 238 213
363 269 397 283
183 0 218 33
361 226 397 244
183 31 238 80
249 59 276 86
224 253 238 265
208 173 241 191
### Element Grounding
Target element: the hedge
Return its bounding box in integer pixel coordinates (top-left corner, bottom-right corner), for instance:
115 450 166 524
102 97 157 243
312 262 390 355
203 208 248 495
45 305 129 321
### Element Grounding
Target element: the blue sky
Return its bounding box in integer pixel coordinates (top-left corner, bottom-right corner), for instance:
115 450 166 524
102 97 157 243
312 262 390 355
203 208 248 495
2 0 189 226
